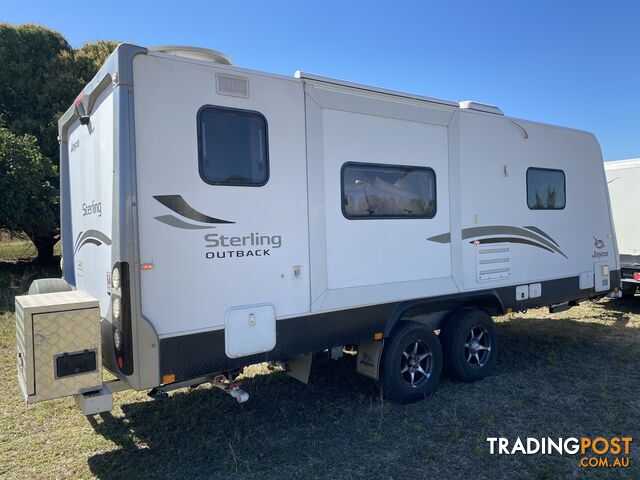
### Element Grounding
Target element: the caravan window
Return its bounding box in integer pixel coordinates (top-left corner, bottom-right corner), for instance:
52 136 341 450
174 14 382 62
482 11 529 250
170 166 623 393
341 163 436 219
197 106 269 186
527 168 566 210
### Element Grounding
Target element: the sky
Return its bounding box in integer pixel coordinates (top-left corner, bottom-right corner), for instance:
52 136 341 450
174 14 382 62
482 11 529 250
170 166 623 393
3 0 639 161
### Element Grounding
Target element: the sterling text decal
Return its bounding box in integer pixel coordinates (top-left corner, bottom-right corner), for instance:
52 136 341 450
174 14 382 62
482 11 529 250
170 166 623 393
204 233 282 260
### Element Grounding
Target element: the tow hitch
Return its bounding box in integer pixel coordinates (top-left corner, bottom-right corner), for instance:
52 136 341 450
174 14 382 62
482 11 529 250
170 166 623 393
211 375 249 403
147 373 249 403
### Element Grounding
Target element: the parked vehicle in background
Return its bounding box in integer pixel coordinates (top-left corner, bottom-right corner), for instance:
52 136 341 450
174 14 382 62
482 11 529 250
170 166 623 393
605 158 640 298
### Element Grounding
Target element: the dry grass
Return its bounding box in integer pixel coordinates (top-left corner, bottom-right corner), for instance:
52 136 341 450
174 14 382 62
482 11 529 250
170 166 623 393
0 231 61 262
0 255 639 479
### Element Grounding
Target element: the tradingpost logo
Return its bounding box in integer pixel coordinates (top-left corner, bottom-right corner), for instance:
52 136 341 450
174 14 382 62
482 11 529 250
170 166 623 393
487 437 632 469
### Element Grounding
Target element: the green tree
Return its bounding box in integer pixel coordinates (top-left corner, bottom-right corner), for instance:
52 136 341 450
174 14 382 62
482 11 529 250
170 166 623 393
0 24 77 161
0 23 117 262
74 40 120 81
0 127 58 263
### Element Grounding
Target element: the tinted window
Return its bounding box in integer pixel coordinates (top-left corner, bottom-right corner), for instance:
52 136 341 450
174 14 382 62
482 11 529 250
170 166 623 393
527 168 566 210
198 106 268 186
342 163 436 219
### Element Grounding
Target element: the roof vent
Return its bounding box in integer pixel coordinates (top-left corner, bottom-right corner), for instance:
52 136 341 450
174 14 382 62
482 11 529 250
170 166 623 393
150 46 232 65
459 101 503 115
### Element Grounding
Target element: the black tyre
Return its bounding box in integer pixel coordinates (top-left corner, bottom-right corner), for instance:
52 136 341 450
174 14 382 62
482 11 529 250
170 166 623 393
379 322 442 403
440 308 498 382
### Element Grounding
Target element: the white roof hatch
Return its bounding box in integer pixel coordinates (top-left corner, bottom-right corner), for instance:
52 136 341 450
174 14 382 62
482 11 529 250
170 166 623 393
150 46 233 65
459 100 503 115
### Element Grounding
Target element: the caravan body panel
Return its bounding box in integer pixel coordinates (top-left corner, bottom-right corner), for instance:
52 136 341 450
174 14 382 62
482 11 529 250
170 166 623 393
133 53 310 338
455 112 617 292
66 87 115 317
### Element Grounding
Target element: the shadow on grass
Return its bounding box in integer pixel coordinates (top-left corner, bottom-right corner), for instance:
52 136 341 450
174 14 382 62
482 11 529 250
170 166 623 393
88 356 384 480
86 312 640 480
600 296 640 317
0 259 61 311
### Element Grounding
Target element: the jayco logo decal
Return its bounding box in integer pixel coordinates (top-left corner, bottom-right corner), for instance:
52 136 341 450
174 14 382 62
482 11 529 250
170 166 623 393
591 237 609 259
592 237 608 258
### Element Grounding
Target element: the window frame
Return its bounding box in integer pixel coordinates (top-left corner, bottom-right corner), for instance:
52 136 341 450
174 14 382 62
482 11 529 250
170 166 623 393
526 167 566 211
340 161 437 220
196 105 270 187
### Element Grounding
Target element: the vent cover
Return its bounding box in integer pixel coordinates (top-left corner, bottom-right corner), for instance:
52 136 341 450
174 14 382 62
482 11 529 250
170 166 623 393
476 242 511 282
216 74 249 98
459 101 504 115
150 46 232 65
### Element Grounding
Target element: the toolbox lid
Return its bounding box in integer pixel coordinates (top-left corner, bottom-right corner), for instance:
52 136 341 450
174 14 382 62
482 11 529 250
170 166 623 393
15 290 99 314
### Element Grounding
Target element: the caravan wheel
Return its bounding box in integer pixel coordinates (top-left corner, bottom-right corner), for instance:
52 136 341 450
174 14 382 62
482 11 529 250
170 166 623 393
440 309 498 382
379 322 442 403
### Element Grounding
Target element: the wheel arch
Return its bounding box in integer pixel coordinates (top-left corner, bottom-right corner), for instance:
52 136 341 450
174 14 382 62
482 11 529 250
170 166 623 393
383 292 504 337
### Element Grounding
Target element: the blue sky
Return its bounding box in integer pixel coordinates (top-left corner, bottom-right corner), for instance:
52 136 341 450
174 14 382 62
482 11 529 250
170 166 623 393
4 0 639 160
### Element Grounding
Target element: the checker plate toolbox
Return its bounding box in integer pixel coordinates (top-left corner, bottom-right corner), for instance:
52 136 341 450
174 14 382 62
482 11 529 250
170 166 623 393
15 291 102 404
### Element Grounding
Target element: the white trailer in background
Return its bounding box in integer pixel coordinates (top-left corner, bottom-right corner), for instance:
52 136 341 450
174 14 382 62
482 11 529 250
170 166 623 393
605 159 640 297
15 44 620 413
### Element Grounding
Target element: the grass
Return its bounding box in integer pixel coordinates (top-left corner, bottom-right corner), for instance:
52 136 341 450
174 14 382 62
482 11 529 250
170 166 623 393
0 232 61 262
0 244 639 479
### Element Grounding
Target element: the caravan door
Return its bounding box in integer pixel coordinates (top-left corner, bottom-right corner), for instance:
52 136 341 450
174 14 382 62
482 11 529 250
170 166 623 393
303 82 457 311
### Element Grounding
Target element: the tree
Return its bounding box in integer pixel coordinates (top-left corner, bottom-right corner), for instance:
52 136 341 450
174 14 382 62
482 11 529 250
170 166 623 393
0 127 58 263
74 40 120 81
0 23 117 262
0 24 77 162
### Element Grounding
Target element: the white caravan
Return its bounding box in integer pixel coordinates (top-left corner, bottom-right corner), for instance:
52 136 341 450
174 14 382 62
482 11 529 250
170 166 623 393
16 44 620 413
605 158 640 297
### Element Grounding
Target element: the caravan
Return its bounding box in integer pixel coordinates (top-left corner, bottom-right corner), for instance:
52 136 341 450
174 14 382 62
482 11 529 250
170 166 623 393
16 44 620 413
605 158 640 297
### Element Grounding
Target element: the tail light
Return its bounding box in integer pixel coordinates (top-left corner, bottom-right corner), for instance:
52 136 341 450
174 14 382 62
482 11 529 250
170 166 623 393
111 262 133 375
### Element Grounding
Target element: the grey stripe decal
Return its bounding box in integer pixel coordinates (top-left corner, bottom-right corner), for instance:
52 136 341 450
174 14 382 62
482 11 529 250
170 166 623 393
77 238 102 249
427 225 566 258
523 226 560 248
154 215 216 230
73 229 112 253
427 232 451 243
154 195 234 224
461 226 567 258
74 230 84 252
469 237 555 254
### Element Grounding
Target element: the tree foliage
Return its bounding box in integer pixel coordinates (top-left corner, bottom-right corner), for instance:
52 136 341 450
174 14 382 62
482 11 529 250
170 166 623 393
75 41 120 81
0 23 117 262
0 127 58 262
